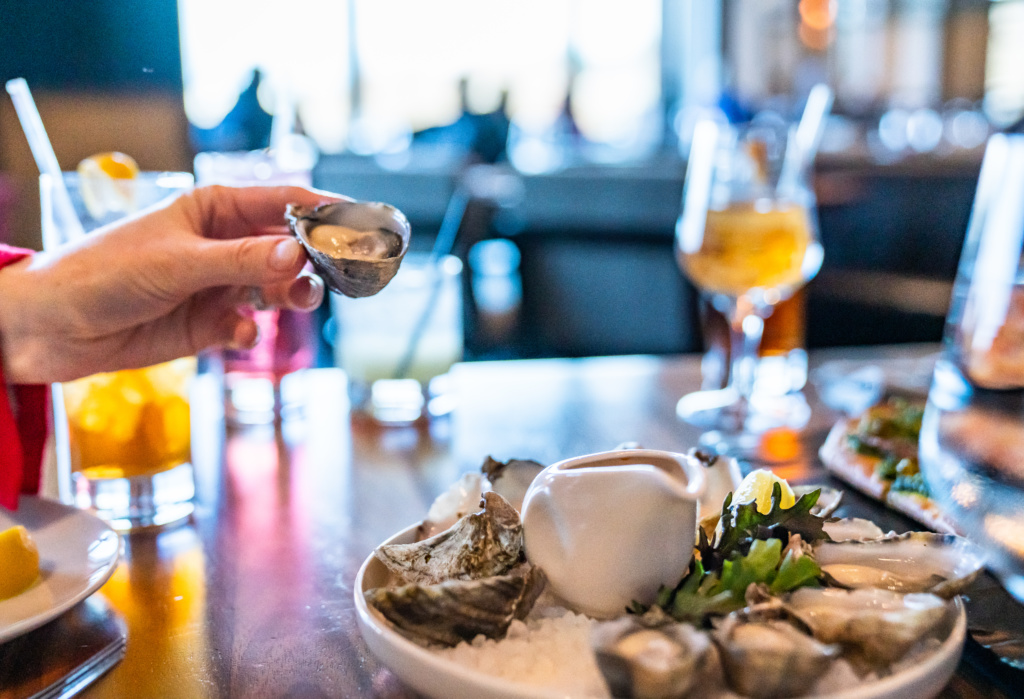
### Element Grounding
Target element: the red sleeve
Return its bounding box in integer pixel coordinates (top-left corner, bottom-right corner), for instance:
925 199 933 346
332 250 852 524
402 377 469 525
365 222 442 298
0 244 47 510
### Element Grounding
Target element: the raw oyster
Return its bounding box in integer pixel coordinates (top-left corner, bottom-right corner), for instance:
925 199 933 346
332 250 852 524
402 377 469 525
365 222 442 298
365 563 546 647
591 616 712 699
712 616 840 699
286 200 410 297
481 456 545 512
376 492 522 585
415 473 483 541
812 531 985 597
784 587 949 665
821 517 886 542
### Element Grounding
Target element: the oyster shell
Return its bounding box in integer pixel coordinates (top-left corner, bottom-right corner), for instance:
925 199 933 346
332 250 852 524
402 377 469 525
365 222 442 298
712 616 840 699
821 517 887 542
365 563 546 647
415 472 483 541
812 531 985 597
376 492 522 585
481 456 545 512
286 200 410 297
591 616 712 699
784 587 949 665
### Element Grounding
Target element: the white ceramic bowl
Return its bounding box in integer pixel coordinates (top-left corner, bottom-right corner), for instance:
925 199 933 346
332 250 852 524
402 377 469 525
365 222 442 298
354 525 967 699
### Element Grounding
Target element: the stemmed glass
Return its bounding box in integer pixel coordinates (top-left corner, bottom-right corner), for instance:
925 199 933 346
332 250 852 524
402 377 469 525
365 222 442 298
919 133 1024 603
675 114 824 457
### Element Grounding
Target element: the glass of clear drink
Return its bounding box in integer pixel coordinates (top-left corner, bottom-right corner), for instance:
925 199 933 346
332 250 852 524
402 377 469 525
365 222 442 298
919 133 1024 602
675 118 824 457
331 254 464 423
42 171 197 530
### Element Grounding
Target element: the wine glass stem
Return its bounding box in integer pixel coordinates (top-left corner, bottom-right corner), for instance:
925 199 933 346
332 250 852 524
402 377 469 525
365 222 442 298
725 298 764 427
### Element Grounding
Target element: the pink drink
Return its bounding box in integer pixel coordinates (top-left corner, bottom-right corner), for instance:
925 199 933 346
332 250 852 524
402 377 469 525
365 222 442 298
194 150 317 419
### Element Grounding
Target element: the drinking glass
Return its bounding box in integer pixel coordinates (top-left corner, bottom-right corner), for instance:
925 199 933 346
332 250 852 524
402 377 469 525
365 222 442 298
675 119 824 456
919 133 1024 602
193 149 317 423
43 171 198 531
330 254 463 423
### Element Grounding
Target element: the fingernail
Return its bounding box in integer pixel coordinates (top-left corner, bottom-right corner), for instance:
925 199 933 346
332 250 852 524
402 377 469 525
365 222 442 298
289 275 323 309
229 318 260 350
271 239 303 271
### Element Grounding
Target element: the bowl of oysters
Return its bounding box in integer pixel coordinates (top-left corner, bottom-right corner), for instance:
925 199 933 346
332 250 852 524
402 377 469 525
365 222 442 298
355 450 977 699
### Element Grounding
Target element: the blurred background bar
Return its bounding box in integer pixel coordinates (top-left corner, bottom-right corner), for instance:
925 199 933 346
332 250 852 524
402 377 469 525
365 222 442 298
2 0 1022 361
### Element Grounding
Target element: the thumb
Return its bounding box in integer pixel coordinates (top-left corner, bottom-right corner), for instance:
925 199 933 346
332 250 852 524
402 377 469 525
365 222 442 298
184 236 306 293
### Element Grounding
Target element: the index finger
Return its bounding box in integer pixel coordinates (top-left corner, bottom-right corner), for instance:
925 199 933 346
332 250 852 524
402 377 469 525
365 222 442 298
189 185 349 240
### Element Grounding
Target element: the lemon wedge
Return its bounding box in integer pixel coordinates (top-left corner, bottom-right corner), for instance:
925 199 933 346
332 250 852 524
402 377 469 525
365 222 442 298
77 151 140 219
732 469 796 515
0 525 40 599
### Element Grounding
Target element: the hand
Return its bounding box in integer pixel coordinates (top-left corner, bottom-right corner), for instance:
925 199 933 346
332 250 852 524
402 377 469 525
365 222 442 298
0 185 343 384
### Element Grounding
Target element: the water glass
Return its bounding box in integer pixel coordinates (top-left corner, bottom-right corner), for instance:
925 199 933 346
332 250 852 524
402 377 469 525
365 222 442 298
331 254 464 423
42 172 197 530
919 133 1024 602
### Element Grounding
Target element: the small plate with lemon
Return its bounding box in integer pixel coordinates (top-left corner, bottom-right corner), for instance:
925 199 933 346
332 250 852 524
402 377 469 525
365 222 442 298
0 496 120 642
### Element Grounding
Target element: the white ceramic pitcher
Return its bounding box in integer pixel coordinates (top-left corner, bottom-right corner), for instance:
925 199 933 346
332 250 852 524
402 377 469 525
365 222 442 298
521 449 707 618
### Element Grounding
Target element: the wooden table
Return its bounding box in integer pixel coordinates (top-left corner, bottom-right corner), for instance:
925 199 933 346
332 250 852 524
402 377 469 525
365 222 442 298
52 345 1021 697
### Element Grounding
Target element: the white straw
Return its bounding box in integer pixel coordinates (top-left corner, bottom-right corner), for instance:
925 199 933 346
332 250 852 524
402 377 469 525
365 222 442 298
778 83 834 198
5 77 86 242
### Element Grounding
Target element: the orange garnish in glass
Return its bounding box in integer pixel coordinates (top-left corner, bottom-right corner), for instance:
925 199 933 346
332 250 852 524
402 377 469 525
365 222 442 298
77 151 140 219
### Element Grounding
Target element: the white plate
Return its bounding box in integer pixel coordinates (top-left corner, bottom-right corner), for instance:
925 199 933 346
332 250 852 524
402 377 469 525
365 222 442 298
0 496 121 643
356 525 967 699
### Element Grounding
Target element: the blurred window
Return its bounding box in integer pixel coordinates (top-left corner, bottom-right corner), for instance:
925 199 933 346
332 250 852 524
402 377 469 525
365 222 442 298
986 0 1024 126
179 0 661 155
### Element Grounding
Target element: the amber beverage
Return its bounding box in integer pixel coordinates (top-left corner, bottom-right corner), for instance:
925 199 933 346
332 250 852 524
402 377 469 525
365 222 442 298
700 292 807 390
42 171 197 530
680 203 815 300
61 357 196 480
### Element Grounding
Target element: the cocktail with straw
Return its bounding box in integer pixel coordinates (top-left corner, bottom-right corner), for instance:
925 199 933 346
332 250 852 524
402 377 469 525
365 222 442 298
7 78 197 530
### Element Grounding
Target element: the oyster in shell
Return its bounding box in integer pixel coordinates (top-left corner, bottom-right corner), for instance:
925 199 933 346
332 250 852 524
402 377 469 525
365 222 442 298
591 616 712 699
286 200 410 297
366 563 546 647
813 531 985 597
376 492 522 585
784 587 949 665
712 616 840 699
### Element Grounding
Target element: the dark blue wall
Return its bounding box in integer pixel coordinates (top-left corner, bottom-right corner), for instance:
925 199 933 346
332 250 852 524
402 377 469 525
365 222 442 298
0 0 182 92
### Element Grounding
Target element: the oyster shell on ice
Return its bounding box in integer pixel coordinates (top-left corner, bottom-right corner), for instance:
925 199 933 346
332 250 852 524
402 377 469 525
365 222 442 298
376 491 522 585
712 616 840 699
365 563 546 647
812 531 985 598
590 616 712 699
286 200 410 297
784 587 950 665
